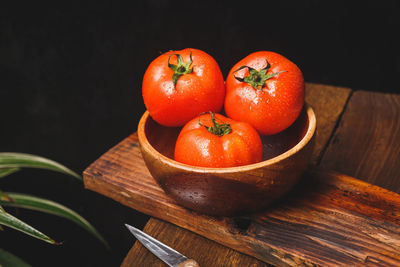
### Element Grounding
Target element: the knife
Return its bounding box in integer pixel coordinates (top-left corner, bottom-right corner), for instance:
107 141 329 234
125 223 199 267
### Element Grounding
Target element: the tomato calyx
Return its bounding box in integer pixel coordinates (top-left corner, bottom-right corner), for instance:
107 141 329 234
233 59 287 92
198 112 232 137
168 51 194 88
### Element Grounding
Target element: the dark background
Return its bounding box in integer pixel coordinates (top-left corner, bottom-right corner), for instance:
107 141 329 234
1 1 399 266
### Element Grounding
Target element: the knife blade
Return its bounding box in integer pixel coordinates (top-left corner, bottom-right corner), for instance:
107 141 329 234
125 223 199 267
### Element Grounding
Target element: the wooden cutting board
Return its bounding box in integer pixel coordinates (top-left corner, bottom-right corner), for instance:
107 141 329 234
83 132 400 266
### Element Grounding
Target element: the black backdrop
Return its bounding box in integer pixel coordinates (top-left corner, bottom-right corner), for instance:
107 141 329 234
1 1 399 266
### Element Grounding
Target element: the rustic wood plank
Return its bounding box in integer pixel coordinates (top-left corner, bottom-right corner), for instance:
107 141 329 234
304 83 352 163
84 134 400 266
320 91 400 192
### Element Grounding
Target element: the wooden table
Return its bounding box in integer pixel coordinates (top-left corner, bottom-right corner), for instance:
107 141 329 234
84 83 400 266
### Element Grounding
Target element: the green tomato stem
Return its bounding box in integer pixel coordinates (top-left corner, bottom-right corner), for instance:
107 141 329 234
233 59 287 92
168 51 194 88
198 112 232 137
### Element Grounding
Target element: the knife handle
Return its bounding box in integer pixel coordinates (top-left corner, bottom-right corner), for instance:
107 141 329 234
176 259 200 267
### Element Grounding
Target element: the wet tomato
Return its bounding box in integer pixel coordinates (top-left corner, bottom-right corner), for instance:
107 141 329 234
174 112 262 168
225 51 304 135
142 48 225 127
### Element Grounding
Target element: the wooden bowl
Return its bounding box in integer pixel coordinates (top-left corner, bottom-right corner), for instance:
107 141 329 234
138 104 316 216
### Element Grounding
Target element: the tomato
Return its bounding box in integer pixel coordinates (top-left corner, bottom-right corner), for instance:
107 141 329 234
142 48 225 127
225 51 304 135
174 112 262 168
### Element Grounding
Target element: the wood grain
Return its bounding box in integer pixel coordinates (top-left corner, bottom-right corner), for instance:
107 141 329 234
84 135 400 266
304 83 352 163
320 91 400 192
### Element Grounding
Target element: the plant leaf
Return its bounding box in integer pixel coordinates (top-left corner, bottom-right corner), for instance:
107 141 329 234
0 248 32 267
0 192 109 248
0 207 55 244
0 205 4 231
0 167 20 178
0 153 81 180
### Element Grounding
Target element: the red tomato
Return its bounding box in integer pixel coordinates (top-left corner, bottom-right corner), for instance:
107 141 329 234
174 112 262 168
225 51 305 135
142 48 225 127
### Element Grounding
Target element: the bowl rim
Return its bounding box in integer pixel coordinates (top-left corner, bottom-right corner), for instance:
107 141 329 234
138 103 316 174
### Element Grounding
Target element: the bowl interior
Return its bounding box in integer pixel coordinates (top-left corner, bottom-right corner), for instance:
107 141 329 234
144 107 310 163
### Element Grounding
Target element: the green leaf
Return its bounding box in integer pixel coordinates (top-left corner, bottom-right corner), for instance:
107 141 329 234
0 206 4 231
0 207 55 244
0 248 32 267
0 153 81 180
0 192 109 248
0 168 20 178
